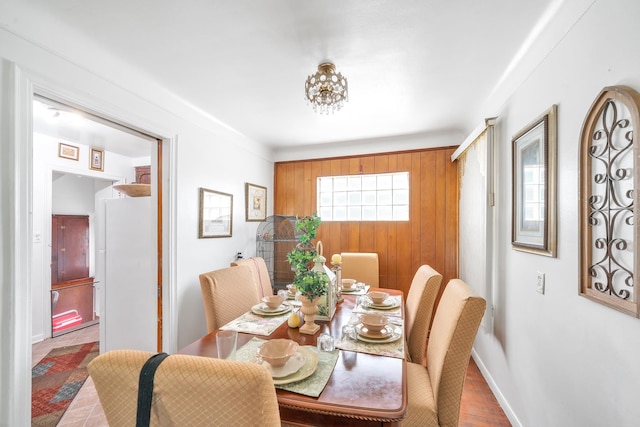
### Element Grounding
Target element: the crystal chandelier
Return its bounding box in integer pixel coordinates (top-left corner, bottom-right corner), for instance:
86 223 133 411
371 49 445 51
305 63 349 114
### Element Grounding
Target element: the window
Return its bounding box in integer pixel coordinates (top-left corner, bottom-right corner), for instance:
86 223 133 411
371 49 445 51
317 172 409 221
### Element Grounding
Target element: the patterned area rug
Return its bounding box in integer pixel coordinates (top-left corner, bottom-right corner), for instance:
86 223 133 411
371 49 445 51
32 341 99 426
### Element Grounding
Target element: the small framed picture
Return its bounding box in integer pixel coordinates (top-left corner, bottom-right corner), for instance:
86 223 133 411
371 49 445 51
58 142 79 161
199 188 233 238
89 148 104 171
245 183 267 222
512 104 557 256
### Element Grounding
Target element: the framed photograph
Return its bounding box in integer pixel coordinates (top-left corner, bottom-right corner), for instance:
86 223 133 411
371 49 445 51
89 147 104 171
245 183 267 222
199 188 233 238
58 142 79 161
512 104 557 257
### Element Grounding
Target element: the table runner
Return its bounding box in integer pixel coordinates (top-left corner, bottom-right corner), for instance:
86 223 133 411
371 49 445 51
219 307 294 336
236 337 339 397
352 295 403 318
335 314 405 359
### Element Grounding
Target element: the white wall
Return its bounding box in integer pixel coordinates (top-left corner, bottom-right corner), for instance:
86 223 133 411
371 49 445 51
0 20 274 426
473 0 640 426
31 132 139 342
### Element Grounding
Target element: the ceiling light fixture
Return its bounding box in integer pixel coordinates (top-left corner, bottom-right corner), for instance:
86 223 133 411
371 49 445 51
305 62 348 115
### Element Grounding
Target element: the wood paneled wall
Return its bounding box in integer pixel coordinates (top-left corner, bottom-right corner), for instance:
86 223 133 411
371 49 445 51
273 147 459 296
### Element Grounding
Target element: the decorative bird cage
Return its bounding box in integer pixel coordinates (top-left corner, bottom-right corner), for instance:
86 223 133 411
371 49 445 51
256 215 302 293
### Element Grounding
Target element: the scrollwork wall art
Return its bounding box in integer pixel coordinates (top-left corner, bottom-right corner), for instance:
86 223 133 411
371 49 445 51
579 86 640 317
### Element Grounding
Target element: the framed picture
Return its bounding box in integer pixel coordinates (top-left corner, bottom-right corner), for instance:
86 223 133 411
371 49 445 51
512 104 557 256
245 183 267 222
89 148 104 171
58 142 79 160
199 188 233 238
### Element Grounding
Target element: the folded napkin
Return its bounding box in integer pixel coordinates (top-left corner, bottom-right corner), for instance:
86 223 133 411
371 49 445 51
352 295 403 318
335 314 405 359
219 309 292 336
235 337 339 397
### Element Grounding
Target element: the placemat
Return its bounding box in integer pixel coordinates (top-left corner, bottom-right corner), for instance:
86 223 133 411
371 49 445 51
335 314 405 359
352 295 403 318
236 337 339 397
219 308 293 336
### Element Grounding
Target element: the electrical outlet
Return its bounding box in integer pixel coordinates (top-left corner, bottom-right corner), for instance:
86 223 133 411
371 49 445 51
536 272 545 294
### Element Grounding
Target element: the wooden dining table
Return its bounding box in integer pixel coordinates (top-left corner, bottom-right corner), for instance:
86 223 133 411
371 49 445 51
178 288 407 427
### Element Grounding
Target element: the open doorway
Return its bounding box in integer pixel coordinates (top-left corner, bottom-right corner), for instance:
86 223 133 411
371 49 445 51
31 96 164 354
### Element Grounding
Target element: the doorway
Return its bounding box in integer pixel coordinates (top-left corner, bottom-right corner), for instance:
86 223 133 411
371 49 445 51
31 95 165 352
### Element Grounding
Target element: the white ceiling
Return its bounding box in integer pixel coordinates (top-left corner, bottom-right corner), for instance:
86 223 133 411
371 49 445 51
5 0 570 153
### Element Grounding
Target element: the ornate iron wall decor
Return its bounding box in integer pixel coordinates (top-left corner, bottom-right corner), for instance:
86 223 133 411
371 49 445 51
579 86 640 317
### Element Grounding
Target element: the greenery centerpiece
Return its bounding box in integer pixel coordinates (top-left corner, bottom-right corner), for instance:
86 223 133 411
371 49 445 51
287 213 329 334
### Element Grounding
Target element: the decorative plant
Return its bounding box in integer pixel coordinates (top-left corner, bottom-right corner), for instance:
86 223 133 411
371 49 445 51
287 213 328 301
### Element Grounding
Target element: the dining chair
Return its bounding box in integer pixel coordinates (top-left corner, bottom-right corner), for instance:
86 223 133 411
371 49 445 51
230 256 273 298
402 278 486 427
404 265 443 364
199 264 260 333
340 252 379 287
88 349 281 426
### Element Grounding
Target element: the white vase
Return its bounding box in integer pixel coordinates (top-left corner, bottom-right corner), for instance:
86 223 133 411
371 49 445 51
298 295 320 335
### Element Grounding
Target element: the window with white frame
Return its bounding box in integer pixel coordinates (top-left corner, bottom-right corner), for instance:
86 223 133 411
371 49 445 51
317 172 409 221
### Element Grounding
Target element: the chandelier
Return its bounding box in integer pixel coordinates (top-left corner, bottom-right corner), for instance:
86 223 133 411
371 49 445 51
305 62 349 114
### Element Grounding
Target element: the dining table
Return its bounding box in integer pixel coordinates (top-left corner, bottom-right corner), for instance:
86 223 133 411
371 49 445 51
178 288 407 427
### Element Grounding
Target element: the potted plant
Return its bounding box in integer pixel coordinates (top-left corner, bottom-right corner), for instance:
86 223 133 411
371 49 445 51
287 213 328 334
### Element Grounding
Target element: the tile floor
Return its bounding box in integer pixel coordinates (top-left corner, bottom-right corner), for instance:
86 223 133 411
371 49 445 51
33 325 510 426
32 324 108 427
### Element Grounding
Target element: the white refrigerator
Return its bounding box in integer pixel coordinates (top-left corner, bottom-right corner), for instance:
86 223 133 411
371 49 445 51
101 197 157 352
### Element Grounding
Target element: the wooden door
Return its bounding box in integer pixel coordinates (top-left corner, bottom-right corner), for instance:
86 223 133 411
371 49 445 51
51 214 89 284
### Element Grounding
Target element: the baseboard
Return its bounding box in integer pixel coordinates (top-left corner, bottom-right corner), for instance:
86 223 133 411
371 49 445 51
31 333 46 344
471 349 523 427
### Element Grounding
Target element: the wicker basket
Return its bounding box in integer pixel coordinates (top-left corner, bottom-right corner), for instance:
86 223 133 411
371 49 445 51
113 184 151 197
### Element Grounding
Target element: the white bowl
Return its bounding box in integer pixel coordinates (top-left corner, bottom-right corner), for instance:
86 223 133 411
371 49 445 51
359 313 389 333
367 291 389 305
342 278 356 289
262 295 285 310
257 339 299 367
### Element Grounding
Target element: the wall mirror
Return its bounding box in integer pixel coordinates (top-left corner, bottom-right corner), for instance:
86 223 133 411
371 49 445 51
199 188 233 238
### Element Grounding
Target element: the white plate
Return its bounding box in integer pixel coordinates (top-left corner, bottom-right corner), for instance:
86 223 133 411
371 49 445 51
369 299 401 310
356 323 393 339
259 303 288 312
356 323 402 344
262 351 306 378
251 303 292 316
270 346 319 385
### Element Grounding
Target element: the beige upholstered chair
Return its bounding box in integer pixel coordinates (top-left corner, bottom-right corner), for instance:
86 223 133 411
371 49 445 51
402 279 486 427
340 252 379 287
88 349 280 426
404 265 443 364
199 265 260 333
230 257 273 298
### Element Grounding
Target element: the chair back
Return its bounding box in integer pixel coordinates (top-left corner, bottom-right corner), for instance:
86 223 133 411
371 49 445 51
88 349 281 426
405 265 443 363
427 279 485 426
199 265 260 333
230 257 273 298
340 252 379 287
